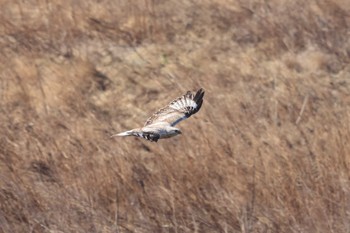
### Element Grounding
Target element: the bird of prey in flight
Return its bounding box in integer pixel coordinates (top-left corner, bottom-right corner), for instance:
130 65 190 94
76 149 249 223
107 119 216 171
111 88 205 142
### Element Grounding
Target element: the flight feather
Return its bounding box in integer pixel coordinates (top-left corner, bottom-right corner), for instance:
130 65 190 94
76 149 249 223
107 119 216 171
144 88 205 126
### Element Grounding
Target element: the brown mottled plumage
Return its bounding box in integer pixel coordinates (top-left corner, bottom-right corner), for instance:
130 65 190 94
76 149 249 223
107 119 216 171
111 88 205 142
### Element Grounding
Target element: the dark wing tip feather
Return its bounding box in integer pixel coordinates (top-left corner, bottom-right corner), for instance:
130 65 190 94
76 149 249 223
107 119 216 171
194 88 205 108
194 88 205 103
196 88 204 111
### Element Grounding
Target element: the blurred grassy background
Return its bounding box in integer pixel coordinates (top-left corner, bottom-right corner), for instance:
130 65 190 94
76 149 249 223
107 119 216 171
0 0 350 232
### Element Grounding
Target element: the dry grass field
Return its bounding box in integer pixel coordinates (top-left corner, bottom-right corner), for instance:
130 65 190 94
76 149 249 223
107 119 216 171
1 0 350 232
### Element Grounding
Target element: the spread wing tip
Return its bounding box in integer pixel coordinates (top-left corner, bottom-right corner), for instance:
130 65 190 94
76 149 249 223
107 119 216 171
194 88 205 105
184 87 205 116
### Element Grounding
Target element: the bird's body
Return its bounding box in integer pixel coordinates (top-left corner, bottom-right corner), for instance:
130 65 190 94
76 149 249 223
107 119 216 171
111 88 205 142
116 122 180 141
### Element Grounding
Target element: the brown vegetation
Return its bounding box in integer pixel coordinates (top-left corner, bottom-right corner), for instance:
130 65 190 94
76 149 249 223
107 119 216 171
1 0 350 232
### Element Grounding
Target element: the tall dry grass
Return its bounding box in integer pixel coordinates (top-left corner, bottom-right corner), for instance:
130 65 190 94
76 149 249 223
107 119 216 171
0 0 350 232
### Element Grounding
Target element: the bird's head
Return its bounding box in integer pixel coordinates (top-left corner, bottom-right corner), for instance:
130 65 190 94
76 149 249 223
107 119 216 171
174 129 182 135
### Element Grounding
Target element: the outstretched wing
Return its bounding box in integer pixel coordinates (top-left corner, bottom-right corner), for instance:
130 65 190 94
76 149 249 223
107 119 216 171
144 88 205 126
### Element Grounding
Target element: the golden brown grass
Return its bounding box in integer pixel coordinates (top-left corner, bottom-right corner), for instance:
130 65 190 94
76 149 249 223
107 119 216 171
1 0 350 232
